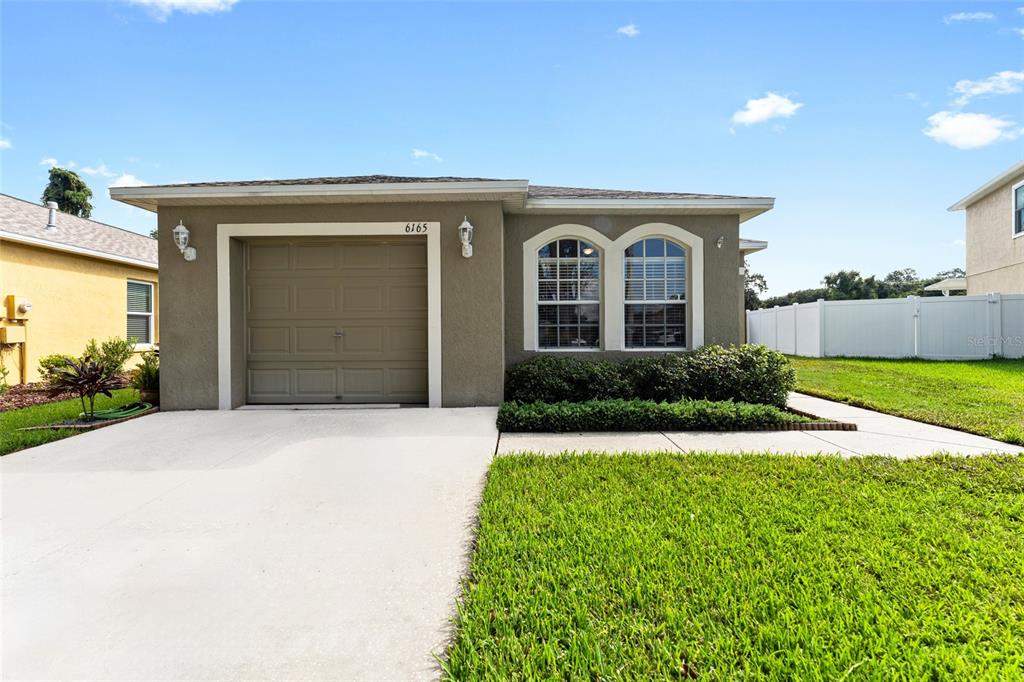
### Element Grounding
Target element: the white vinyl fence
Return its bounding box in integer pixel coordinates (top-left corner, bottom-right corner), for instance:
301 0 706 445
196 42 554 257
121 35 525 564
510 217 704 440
747 294 1024 360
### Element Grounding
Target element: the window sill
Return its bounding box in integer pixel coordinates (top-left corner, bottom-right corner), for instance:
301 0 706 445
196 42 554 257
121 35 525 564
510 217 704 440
621 347 688 352
533 347 602 353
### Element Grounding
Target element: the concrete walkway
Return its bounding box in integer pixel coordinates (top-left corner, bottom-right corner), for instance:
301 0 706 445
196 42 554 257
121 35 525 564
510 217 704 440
2 407 498 681
498 392 1023 457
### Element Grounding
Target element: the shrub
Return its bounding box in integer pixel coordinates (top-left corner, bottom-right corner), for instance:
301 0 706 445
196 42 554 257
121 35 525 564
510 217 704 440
47 357 123 420
504 345 796 408
83 337 137 380
497 398 810 433
505 355 631 403
130 351 159 391
39 353 77 384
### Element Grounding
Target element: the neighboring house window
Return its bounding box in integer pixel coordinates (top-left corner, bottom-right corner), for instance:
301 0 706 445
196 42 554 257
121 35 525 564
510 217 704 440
1015 183 1024 235
127 280 154 344
624 238 686 348
537 238 600 348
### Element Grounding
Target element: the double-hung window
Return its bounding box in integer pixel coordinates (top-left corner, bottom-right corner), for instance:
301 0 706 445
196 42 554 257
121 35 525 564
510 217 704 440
127 280 154 345
624 238 686 348
537 238 600 349
1015 182 1024 236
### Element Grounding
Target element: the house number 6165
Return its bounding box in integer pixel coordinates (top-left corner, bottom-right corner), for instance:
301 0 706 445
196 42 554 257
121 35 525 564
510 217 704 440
405 223 428 233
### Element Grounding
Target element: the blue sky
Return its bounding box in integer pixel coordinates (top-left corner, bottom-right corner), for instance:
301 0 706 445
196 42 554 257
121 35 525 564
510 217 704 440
2 1 1022 295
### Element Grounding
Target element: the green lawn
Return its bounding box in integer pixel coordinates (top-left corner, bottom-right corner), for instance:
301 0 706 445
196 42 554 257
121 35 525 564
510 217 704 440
789 356 1024 445
0 389 139 456
444 453 1024 680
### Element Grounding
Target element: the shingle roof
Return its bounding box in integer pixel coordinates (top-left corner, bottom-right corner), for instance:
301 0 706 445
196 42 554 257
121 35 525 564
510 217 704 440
159 174 517 188
0 193 157 266
127 174 766 201
527 184 766 201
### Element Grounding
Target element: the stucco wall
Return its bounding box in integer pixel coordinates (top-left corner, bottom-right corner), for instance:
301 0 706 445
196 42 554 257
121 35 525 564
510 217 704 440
155 201 505 410
965 170 1024 295
503 213 743 366
0 240 159 384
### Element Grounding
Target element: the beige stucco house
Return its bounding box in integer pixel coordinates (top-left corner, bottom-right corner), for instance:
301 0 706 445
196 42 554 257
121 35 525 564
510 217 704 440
949 160 1024 295
111 176 771 410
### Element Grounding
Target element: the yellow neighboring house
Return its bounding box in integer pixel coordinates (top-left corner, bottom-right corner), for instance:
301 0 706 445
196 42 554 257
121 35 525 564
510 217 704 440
0 193 158 384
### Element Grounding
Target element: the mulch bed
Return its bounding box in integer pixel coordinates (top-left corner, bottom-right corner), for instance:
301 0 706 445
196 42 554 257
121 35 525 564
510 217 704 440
0 376 131 413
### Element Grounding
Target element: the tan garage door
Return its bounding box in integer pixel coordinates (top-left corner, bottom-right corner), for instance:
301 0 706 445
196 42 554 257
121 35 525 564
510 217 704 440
245 236 428 404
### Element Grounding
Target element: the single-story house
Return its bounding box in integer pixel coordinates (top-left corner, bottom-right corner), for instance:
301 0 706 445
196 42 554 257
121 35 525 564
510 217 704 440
110 176 772 409
948 160 1024 295
0 194 159 384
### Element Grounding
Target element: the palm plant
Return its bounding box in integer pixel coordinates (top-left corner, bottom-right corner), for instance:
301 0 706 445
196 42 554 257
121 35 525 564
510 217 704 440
47 357 122 420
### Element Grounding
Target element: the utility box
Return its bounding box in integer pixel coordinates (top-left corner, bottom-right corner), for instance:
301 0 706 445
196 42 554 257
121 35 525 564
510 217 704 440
0 326 26 343
4 296 32 320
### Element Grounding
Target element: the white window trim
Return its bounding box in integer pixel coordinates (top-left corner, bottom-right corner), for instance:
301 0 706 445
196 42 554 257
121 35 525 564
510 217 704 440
523 222 704 352
216 222 441 410
127 279 155 348
1012 179 1024 239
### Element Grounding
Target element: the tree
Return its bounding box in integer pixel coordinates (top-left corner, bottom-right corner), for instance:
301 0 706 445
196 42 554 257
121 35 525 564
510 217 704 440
822 270 879 300
41 167 93 218
149 228 158 240
744 260 768 310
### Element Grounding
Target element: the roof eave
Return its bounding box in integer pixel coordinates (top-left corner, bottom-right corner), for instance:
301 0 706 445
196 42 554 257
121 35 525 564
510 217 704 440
516 197 775 222
739 238 769 254
948 160 1024 211
110 180 532 213
0 230 158 270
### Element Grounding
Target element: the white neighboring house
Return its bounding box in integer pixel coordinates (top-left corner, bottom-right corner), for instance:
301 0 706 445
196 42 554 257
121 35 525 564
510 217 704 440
922 277 967 297
948 161 1024 295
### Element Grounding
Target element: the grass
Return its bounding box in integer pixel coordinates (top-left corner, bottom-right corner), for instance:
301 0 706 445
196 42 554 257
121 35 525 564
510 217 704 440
0 389 139 456
443 453 1024 680
789 356 1024 445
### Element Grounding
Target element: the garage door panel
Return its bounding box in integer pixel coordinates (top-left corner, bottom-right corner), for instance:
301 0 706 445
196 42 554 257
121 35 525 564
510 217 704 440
390 327 427 352
295 286 337 313
249 326 290 355
294 326 338 354
342 327 384 353
248 369 291 398
245 237 427 404
389 243 428 268
248 286 290 315
248 244 291 271
342 286 384 311
294 368 338 397
389 285 427 311
293 244 337 270
341 245 388 269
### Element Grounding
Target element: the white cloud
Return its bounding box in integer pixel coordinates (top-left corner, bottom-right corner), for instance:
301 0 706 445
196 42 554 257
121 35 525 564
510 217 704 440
411 148 442 162
0 138 11 150
953 239 966 246
952 69 1024 106
944 11 994 24
616 23 639 38
109 173 147 188
731 92 804 126
39 157 58 167
126 0 237 21
80 162 117 178
923 111 1022 149
1013 27 1024 38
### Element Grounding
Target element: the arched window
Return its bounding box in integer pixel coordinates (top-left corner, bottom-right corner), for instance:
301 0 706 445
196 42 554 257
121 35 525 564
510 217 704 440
537 238 600 348
623 238 686 348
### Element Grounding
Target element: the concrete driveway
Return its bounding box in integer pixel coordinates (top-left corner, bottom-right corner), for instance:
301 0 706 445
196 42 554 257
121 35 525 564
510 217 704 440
2 407 498 681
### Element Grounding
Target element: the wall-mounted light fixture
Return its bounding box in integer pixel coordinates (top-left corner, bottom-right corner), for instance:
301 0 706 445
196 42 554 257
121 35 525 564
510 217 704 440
458 216 474 258
172 220 197 262
716 236 725 249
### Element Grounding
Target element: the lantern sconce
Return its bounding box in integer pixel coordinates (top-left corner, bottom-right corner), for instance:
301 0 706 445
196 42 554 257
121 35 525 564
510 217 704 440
716 236 725 249
172 220 197 262
458 216 474 258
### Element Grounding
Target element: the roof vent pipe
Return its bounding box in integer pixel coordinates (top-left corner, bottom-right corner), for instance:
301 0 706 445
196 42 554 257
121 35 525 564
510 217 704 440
46 201 58 229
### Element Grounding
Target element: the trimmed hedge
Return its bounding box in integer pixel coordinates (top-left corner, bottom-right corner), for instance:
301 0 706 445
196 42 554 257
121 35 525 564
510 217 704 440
497 398 811 433
505 345 795 409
